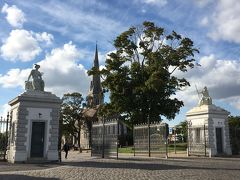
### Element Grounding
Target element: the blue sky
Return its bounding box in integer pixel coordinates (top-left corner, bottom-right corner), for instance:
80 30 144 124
0 0 240 127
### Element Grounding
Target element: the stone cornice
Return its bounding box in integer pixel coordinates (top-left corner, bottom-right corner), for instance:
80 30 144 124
186 104 229 117
9 91 62 106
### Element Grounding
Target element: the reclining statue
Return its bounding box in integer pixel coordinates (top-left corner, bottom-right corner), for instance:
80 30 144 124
198 86 212 106
25 64 45 91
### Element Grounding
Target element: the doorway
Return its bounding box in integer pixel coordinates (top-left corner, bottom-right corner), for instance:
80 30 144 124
31 122 45 158
216 128 223 154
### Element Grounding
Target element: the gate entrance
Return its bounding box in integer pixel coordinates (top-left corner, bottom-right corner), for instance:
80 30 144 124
187 125 208 156
31 122 45 158
216 128 223 154
91 118 119 158
134 122 168 158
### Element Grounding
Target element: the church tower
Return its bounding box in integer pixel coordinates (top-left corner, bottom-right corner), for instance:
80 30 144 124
87 44 103 107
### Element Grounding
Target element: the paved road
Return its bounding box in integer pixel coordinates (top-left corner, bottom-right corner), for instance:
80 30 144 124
0 151 239 180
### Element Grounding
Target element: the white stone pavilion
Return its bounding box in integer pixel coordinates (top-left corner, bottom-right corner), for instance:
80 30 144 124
7 65 61 163
186 87 232 157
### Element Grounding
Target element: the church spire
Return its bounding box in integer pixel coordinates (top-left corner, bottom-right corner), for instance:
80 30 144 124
87 43 103 107
94 43 99 68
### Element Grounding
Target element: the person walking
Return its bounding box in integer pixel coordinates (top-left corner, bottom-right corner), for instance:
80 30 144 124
63 142 70 159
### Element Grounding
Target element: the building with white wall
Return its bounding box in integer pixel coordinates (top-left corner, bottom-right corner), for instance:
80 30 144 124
186 87 231 157
8 90 61 163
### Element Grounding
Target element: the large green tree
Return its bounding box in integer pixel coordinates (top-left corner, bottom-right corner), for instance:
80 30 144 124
89 21 199 125
61 92 85 149
229 116 240 127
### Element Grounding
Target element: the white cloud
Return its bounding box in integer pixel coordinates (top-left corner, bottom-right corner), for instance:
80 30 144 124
174 55 240 110
1 3 26 28
0 68 31 88
194 0 211 7
200 17 209 26
224 96 240 110
141 9 147 13
1 29 41 62
0 42 91 97
0 104 10 118
38 42 91 96
144 0 168 6
35 1 125 47
208 0 240 43
1 29 54 62
35 32 54 45
198 54 216 69
136 0 168 6
77 47 106 65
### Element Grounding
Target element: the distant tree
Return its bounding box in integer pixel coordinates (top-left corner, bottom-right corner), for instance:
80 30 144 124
61 92 85 151
175 121 187 142
228 116 240 127
228 116 240 154
89 21 199 125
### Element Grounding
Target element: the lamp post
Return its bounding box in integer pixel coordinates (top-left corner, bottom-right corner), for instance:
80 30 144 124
187 120 192 156
165 123 168 159
174 126 176 154
102 116 105 158
148 117 150 157
204 124 207 157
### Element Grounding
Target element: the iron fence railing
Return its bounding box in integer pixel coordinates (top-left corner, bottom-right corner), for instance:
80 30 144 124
187 125 209 156
0 112 11 161
91 116 119 158
134 122 168 158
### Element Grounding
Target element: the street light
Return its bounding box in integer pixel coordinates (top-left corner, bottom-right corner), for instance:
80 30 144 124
187 120 192 156
101 116 105 158
173 126 176 154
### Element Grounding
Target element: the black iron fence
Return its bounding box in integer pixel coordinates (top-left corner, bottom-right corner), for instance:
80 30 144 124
0 112 10 161
91 120 173 159
229 126 240 155
133 122 168 158
91 116 119 158
187 124 209 156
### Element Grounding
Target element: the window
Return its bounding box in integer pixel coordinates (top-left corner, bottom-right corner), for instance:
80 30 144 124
11 122 15 143
113 125 115 134
195 128 200 143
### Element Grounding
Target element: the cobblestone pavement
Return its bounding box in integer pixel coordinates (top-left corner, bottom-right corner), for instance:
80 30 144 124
0 151 239 180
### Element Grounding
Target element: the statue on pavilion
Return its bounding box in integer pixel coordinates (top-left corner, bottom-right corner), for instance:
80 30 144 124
198 86 212 106
25 64 45 91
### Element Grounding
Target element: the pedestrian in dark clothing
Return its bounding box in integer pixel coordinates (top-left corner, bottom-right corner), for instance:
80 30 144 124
63 142 70 159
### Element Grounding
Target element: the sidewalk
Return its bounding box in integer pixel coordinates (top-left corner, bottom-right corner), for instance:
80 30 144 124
62 150 240 163
0 150 239 180
0 150 238 173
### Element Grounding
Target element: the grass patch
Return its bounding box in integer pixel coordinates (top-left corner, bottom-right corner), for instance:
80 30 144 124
118 147 134 153
168 143 187 152
118 143 187 154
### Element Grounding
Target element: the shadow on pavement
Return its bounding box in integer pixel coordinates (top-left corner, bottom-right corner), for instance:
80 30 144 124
0 163 61 173
62 160 190 170
62 159 240 171
0 174 59 180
